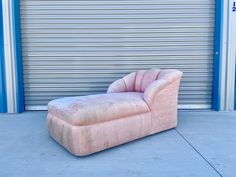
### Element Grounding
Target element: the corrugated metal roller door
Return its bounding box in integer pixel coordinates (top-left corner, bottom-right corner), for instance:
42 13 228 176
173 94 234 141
20 0 215 110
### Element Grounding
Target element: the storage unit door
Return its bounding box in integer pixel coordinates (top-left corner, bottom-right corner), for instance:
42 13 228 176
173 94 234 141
20 0 215 110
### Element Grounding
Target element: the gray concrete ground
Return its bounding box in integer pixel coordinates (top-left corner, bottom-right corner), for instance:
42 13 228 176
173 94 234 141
0 111 235 177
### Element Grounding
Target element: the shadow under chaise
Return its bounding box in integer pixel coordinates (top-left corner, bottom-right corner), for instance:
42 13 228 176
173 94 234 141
47 68 183 156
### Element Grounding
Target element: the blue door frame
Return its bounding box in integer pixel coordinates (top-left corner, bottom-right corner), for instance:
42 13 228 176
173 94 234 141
0 1 7 113
9 0 223 112
212 0 224 111
12 0 24 112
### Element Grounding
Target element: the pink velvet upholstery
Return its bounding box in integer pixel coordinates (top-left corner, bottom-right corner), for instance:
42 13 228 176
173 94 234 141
47 68 183 156
48 92 149 126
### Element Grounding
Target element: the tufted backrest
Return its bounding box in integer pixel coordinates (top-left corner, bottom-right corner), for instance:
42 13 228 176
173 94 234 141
107 68 173 93
122 69 161 92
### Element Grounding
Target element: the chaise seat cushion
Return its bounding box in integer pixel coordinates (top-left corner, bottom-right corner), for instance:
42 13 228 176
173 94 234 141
48 92 150 126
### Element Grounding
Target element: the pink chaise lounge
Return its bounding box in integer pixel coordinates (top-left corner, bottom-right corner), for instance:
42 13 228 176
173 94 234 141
47 69 183 156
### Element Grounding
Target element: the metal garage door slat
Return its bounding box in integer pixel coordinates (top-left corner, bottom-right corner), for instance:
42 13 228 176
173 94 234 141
20 0 215 110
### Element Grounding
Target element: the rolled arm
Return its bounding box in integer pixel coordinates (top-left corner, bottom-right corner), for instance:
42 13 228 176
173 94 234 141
158 69 183 84
143 70 183 106
143 79 168 105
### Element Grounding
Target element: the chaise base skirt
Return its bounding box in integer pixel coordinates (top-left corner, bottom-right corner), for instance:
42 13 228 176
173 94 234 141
47 111 177 156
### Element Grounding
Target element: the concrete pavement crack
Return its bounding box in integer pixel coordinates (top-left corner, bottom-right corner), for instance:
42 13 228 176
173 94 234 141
175 129 223 177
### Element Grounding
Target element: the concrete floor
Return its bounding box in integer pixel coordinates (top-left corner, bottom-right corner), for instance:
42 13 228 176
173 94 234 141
0 111 235 177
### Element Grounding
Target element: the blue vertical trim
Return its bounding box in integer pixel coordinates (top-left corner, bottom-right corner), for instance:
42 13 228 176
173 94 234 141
0 1 7 113
12 0 24 112
212 0 223 111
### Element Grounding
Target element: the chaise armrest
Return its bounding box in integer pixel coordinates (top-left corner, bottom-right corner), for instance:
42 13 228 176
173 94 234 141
143 70 183 106
143 79 167 106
